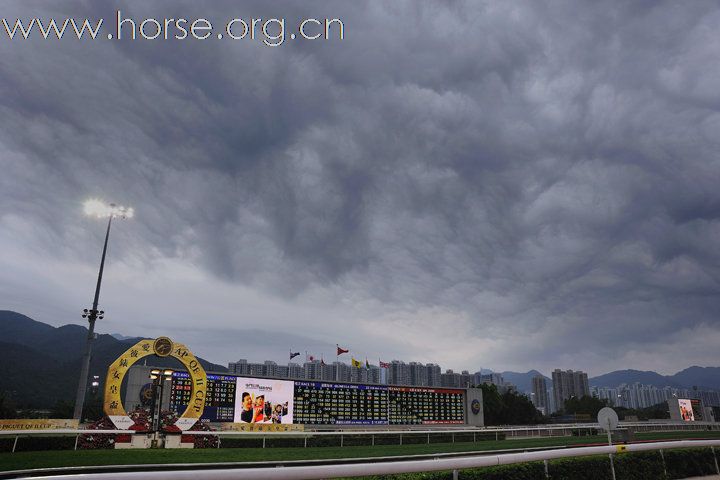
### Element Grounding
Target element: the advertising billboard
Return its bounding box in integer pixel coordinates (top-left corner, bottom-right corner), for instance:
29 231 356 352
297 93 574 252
234 377 294 424
678 398 695 421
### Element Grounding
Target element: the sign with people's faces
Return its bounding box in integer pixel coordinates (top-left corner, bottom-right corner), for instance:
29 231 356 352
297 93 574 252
233 377 294 424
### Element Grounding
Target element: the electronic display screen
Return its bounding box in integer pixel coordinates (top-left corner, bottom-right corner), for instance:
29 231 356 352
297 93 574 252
167 372 466 425
389 387 465 424
169 372 237 422
678 398 695 422
234 377 294 424
690 398 703 422
294 381 389 425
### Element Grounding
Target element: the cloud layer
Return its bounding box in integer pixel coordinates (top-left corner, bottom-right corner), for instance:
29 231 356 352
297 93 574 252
1 1 719 376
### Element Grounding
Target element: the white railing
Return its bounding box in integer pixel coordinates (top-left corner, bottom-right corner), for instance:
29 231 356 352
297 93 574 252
2 421 717 452
22 440 720 480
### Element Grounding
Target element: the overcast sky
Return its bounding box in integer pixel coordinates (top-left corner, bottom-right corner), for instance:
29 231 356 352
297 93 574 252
1 1 719 377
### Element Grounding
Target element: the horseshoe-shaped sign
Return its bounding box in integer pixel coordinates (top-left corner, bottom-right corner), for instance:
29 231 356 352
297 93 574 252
103 337 207 430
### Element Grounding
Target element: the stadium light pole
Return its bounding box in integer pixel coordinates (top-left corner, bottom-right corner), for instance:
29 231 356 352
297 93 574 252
73 199 134 421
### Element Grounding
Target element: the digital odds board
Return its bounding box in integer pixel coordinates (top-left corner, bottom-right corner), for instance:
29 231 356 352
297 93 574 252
169 373 466 425
170 372 237 422
294 381 389 425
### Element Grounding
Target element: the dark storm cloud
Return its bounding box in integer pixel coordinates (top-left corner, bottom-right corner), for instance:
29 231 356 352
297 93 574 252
1 0 720 374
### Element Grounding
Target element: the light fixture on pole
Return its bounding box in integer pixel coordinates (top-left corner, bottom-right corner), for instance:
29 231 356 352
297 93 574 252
73 199 134 421
149 368 174 431
149 369 161 431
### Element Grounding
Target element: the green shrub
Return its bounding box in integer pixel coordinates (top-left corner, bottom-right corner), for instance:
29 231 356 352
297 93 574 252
216 437 264 448
549 455 612 480
263 437 306 448
0 438 14 452
664 447 717 479
307 434 342 447
8 436 76 452
342 435 374 447
461 461 546 479
374 434 402 446
614 451 665 480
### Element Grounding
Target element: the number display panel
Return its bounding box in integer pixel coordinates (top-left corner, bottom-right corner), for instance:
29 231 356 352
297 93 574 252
294 381 389 425
169 372 237 422
168 373 466 425
389 387 465 424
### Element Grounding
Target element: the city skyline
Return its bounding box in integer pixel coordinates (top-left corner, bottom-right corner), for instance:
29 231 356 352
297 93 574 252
2 2 720 377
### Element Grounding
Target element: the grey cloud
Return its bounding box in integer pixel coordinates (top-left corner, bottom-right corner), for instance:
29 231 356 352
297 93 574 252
1 1 720 374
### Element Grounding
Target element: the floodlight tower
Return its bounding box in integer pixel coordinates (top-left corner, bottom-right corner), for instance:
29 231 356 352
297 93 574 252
73 199 134 421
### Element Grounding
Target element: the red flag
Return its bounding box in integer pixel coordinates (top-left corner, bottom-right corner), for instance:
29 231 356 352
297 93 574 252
309 355 315 362
337 345 349 355
379 360 390 368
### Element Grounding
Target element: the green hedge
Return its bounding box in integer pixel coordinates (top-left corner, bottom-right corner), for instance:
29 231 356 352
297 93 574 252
461 462 546 479
549 455 611 480
614 451 666 480
0 436 76 452
664 447 718 479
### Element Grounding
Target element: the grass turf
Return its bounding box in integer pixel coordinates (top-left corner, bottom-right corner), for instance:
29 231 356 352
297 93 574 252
1 430 719 473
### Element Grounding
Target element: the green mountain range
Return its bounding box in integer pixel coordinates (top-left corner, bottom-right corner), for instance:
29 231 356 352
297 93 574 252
0 310 226 409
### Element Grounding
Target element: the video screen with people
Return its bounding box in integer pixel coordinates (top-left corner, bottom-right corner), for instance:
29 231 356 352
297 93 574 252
233 377 294 424
678 398 695 422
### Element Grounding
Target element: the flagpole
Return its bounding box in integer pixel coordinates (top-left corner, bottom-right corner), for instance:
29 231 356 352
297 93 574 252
335 344 339 381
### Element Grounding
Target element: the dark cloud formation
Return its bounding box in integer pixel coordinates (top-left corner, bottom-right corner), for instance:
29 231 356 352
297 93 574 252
1 1 719 374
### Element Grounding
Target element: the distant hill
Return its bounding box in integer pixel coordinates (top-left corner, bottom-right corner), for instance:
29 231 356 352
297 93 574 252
589 369 675 388
0 310 227 409
668 367 720 390
483 366 720 394
589 368 720 390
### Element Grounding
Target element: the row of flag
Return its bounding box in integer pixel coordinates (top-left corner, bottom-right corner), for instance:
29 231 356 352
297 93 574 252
288 346 392 369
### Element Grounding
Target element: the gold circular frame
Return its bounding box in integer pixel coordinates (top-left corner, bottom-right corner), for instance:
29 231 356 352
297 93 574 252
103 338 207 430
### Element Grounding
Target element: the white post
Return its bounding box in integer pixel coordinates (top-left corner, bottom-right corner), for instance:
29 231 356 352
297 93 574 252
607 419 616 480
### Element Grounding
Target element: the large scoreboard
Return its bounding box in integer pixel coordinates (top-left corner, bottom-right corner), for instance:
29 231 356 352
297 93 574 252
170 372 236 422
294 381 389 425
166 372 468 425
389 387 465 424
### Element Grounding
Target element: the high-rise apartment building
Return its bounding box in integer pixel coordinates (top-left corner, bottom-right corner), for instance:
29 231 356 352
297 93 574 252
367 365 381 384
264 361 278 378
304 360 322 380
287 362 304 379
409 362 428 386
441 369 461 387
388 360 411 386
531 375 549 415
426 364 442 387
552 369 590 412
228 359 249 375
333 362 351 382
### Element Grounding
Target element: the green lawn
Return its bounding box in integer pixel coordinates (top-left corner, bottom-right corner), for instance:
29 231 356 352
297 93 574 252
2 430 719 473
